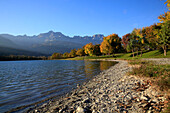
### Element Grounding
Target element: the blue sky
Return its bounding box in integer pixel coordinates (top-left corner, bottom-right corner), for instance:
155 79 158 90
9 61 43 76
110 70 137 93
0 0 168 37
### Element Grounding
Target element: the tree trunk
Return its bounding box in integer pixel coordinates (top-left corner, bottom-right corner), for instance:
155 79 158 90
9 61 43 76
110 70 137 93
132 49 134 57
164 49 167 56
137 50 138 57
163 46 167 56
140 50 142 57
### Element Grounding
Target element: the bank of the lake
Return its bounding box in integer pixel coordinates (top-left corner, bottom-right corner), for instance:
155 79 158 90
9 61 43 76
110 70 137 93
28 59 169 113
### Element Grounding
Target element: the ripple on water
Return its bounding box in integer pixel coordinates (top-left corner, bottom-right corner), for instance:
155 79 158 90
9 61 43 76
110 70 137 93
0 60 117 112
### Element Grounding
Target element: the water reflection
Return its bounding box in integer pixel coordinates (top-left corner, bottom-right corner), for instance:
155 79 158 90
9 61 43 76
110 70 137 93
100 61 117 71
84 60 117 77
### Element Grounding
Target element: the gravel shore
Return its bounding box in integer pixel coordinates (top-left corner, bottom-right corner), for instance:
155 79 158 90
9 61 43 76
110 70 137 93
142 58 170 65
28 59 168 113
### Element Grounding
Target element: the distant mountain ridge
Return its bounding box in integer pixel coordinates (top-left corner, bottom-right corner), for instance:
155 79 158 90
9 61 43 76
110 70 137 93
0 31 104 56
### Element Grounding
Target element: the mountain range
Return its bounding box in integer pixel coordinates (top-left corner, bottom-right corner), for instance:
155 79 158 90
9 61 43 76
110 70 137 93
0 31 104 56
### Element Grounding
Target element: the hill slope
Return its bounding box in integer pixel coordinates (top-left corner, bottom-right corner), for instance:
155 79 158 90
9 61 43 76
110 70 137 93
0 46 47 56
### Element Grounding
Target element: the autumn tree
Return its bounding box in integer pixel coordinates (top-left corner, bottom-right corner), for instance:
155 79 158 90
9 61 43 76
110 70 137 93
100 34 121 55
76 48 85 56
122 33 131 50
69 49 77 57
165 0 170 10
158 12 170 25
141 24 161 49
63 52 69 58
158 0 170 25
84 43 94 56
51 53 62 59
93 44 101 56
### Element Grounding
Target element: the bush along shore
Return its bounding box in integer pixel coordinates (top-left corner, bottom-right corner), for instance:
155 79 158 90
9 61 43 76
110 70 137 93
27 59 169 113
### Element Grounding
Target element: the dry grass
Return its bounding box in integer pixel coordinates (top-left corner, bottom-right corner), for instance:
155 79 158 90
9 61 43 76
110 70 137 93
128 60 170 112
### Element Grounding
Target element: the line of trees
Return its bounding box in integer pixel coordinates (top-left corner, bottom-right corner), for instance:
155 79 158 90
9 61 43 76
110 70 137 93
51 0 169 59
50 33 125 59
122 0 170 57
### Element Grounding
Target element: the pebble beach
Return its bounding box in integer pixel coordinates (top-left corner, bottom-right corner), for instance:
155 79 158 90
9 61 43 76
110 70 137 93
28 59 169 113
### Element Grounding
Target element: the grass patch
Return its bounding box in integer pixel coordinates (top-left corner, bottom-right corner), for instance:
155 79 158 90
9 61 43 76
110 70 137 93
128 60 150 65
114 50 170 60
129 60 170 91
62 50 170 60
130 63 169 77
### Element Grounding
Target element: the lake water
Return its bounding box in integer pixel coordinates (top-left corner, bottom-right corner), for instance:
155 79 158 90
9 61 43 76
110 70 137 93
0 60 116 113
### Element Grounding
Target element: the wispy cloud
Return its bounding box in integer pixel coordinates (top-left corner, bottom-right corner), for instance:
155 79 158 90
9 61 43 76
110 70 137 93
123 9 127 14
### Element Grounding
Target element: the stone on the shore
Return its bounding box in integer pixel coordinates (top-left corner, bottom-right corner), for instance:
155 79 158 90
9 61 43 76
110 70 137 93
76 106 85 113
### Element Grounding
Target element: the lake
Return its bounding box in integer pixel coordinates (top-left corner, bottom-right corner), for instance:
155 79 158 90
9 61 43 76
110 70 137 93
0 60 116 113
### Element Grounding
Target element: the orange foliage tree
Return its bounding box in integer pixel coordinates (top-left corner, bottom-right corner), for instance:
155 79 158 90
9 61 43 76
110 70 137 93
69 49 77 57
76 48 85 56
100 34 122 55
141 24 161 49
84 43 94 56
51 53 62 59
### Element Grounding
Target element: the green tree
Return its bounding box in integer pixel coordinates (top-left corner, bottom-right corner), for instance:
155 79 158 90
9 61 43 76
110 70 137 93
132 28 148 57
158 20 170 56
126 39 137 57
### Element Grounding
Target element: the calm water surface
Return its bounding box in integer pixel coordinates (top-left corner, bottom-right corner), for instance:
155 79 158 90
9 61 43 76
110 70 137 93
0 60 116 113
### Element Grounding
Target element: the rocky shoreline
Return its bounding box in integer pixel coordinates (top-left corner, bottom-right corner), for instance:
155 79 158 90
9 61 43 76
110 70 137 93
28 60 168 113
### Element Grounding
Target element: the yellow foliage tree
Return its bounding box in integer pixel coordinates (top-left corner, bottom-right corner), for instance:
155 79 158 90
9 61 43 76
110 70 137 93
158 0 170 25
165 0 170 10
84 43 94 56
100 34 121 55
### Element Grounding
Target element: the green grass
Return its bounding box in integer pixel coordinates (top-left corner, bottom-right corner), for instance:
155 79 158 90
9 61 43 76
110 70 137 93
129 63 170 77
114 50 170 60
140 50 170 58
63 50 170 61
